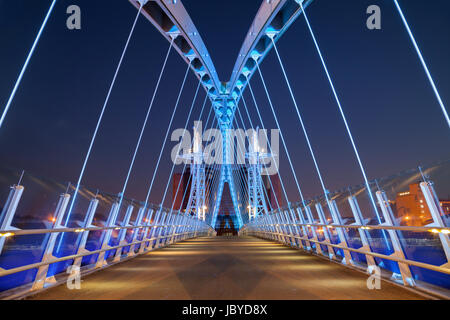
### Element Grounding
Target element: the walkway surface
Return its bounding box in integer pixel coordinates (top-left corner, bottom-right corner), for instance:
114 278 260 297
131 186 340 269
29 236 424 300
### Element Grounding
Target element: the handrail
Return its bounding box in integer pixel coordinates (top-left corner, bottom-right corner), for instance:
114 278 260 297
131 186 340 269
3 221 446 238
246 230 450 276
0 229 211 278
242 222 450 234
0 222 203 236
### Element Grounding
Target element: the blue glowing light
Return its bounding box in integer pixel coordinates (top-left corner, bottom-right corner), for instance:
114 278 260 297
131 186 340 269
0 0 57 130
393 0 449 128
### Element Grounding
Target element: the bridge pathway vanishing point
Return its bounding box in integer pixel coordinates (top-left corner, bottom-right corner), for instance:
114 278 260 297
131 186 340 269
28 236 424 300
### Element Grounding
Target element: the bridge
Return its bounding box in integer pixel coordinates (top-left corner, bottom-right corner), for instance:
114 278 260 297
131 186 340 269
0 0 449 302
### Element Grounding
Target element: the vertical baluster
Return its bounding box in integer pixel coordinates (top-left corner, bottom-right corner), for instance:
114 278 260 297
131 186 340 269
304 205 323 256
328 200 354 265
72 198 98 270
376 190 415 286
288 207 303 250
420 182 450 267
282 210 295 247
315 203 334 259
112 205 134 262
0 185 23 254
32 193 70 290
169 213 181 244
127 206 146 257
95 202 120 268
272 213 282 242
146 209 161 250
155 211 167 248
296 207 312 251
347 196 377 271
139 208 155 254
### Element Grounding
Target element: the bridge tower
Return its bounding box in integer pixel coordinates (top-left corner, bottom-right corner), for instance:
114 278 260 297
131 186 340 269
211 98 243 229
246 130 269 220
184 121 206 221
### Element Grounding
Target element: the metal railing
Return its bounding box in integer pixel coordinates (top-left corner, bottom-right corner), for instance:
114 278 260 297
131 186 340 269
0 179 215 297
240 179 450 297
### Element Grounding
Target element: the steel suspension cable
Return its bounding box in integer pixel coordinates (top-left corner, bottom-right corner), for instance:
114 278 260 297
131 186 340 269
65 4 144 224
0 0 57 130
299 2 382 223
158 80 202 209
271 38 330 200
170 97 211 214
202 118 220 208
143 62 191 207
393 0 449 128
237 102 275 213
230 118 250 211
118 39 174 207
235 99 276 213
232 112 266 217
256 64 306 204
247 80 293 207
238 96 277 213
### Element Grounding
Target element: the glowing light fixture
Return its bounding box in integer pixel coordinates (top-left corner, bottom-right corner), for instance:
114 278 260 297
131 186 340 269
0 232 14 238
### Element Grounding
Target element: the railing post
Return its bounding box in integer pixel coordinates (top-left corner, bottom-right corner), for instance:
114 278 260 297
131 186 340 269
186 215 192 239
138 208 155 254
191 216 197 238
95 202 120 268
329 199 354 266
170 213 182 244
32 193 70 290
376 190 415 286
296 207 312 250
315 203 334 259
272 212 280 241
276 211 287 244
177 214 185 241
304 205 323 256
282 209 295 247
160 212 170 246
72 198 98 269
175 213 184 243
420 182 450 267
268 214 278 241
0 185 23 254
155 210 167 248
274 211 286 244
165 212 176 245
113 204 134 262
127 206 147 257
287 208 302 249
148 209 163 250
185 216 191 239
347 195 377 271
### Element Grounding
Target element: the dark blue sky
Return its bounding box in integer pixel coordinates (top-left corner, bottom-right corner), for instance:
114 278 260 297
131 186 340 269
0 0 449 206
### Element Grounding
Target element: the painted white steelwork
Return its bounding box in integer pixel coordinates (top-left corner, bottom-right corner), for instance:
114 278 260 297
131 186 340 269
246 132 269 221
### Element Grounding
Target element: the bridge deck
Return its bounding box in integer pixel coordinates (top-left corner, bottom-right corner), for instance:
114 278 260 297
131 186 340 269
29 236 424 300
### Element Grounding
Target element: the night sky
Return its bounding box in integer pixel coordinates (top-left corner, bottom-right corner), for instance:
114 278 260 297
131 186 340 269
0 0 449 207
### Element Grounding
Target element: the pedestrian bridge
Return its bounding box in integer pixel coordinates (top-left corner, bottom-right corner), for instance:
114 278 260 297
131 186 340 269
25 237 424 300
0 0 449 300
